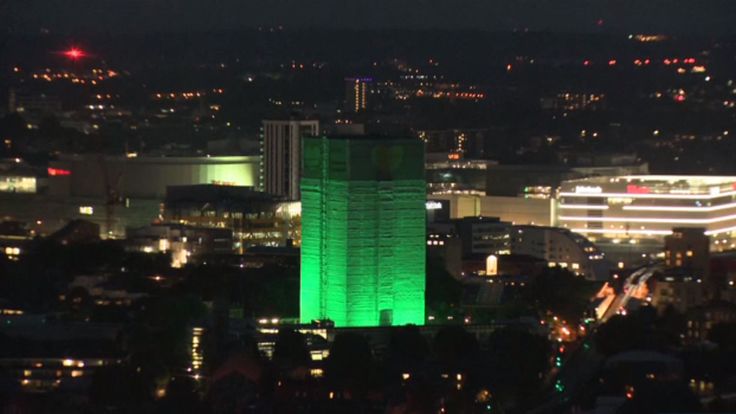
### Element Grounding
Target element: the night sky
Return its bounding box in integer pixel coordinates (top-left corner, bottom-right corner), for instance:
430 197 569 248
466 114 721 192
4 0 736 35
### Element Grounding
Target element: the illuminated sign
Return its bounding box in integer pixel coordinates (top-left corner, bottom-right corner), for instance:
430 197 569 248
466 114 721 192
426 201 443 210
47 167 71 176
574 185 602 194
626 184 650 194
79 206 94 215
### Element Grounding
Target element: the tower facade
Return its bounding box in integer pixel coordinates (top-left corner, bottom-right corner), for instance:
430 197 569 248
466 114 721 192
300 135 426 327
261 119 319 200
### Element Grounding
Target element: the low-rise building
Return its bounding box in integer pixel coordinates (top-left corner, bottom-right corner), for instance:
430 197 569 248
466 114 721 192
511 225 611 280
163 185 301 250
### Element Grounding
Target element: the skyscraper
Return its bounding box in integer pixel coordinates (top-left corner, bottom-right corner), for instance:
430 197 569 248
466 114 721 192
344 77 372 113
261 119 320 200
300 135 426 327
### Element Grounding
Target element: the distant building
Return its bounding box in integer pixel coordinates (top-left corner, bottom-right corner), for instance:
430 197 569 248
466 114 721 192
9 89 62 116
261 119 319 200
540 92 605 112
686 301 736 343
664 228 710 278
325 121 366 136
511 225 610 280
649 270 705 313
0 221 32 260
48 220 100 245
557 175 736 262
418 128 495 159
453 217 512 256
127 222 233 268
300 135 425 327
162 184 301 250
429 217 512 278
48 154 259 199
428 193 554 227
483 157 648 199
485 165 580 198
0 159 44 194
426 154 495 196
344 77 372 113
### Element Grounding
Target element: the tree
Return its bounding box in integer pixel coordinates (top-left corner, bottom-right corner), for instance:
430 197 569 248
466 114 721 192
485 328 550 403
433 326 479 368
386 325 429 374
596 307 684 357
525 266 597 322
709 322 736 352
618 381 701 414
426 254 463 319
89 365 153 410
272 330 310 373
325 332 375 393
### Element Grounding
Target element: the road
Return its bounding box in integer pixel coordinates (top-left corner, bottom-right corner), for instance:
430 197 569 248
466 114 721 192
599 262 661 322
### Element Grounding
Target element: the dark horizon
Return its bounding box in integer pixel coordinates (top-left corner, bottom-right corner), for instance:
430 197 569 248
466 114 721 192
5 0 736 36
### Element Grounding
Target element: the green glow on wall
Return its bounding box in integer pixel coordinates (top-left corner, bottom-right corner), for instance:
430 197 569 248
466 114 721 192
300 136 425 327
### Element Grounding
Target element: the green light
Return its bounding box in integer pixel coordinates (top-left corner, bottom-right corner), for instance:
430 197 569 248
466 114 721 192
300 136 426 327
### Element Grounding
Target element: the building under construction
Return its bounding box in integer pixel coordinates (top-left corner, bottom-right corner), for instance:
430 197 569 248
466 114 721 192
300 135 426 327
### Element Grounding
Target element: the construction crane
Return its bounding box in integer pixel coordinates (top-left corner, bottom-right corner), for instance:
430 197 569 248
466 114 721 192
96 154 123 238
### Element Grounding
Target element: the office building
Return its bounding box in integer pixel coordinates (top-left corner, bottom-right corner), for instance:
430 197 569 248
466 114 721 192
300 135 425 327
453 217 512 256
261 119 320 200
344 77 372 113
428 216 512 278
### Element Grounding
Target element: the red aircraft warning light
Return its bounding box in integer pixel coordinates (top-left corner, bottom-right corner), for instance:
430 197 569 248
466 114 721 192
63 48 86 60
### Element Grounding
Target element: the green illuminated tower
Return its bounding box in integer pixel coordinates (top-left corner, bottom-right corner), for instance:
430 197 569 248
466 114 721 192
300 135 425 327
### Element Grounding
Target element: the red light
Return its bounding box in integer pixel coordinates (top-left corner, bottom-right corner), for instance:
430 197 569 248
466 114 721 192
672 58 679 64
47 167 71 176
675 94 686 102
608 59 617 66
627 184 650 194
583 60 591 66
664 59 672 65
644 59 651 65
63 48 86 60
